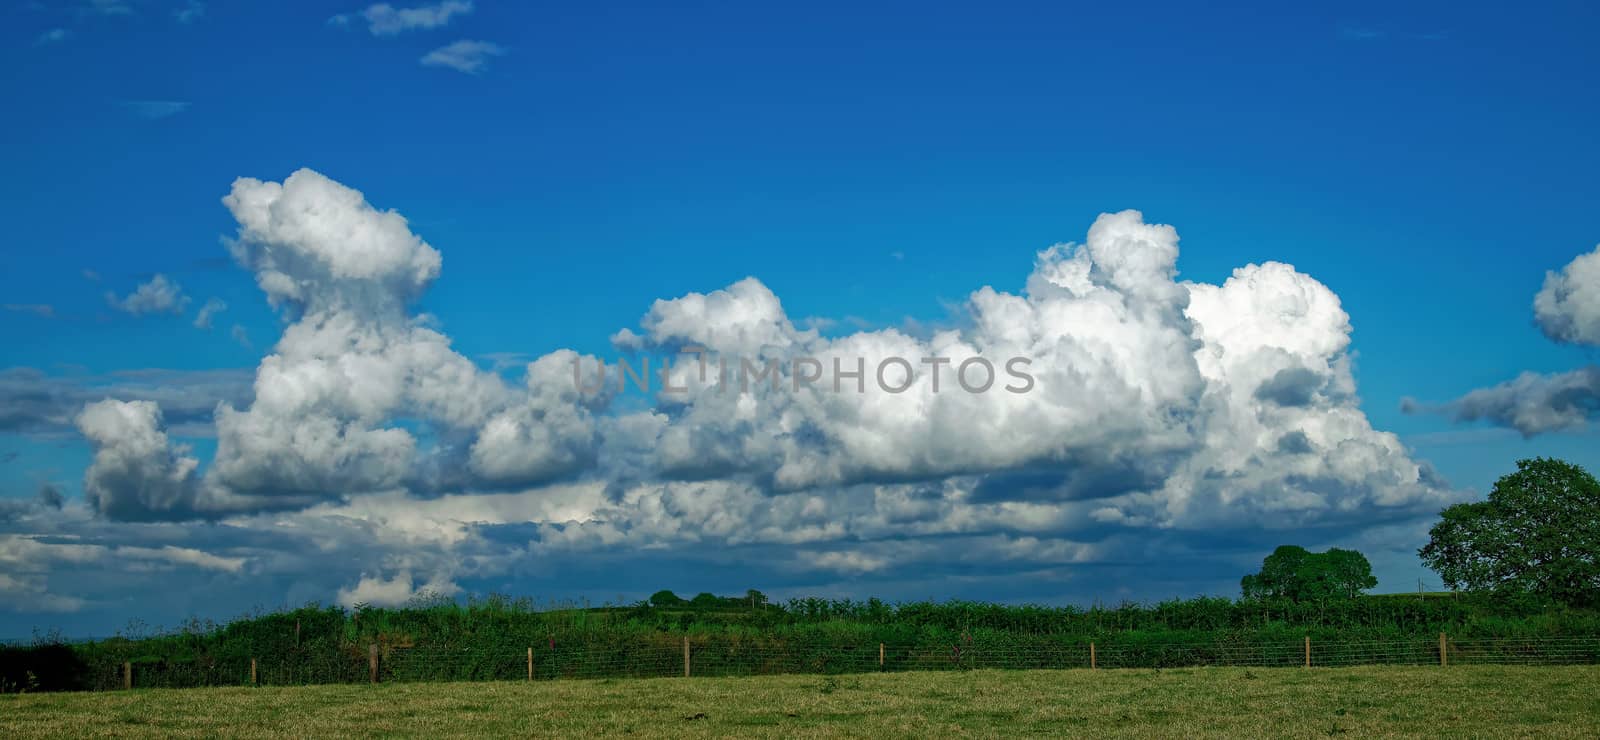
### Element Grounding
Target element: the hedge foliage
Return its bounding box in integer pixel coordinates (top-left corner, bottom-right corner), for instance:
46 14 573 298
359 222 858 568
5 590 1598 691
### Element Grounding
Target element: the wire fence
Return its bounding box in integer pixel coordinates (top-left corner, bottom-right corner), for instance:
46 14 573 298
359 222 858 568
76 634 1600 691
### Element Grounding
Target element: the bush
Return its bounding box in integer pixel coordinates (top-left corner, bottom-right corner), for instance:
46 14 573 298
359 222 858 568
22 590 1600 690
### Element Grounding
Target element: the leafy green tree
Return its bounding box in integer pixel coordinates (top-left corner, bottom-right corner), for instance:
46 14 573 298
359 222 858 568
648 590 686 607
1242 545 1305 600
1241 545 1376 602
1419 457 1600 606
1324 548 1380 599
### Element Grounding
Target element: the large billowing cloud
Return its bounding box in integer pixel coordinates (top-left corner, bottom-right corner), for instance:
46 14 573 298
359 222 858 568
215 170 517 506
601 215 1433 513
1409 243 1600 435
54 168 1453 617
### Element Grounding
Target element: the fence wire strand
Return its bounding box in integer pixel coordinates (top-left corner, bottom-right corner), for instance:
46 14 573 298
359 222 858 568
85 635 1600 690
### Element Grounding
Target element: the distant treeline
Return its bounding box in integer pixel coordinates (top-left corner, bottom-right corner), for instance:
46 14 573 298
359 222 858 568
5 590 1599 692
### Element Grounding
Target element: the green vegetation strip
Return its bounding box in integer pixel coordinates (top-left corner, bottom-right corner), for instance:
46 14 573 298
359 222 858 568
3 665 1597 738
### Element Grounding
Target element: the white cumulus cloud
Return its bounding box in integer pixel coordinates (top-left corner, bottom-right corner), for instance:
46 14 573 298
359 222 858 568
355 1 473 36
1535 243 1600 346
77 400 203 520
107 274 191 316
337 570 458 607
58 170 1457 623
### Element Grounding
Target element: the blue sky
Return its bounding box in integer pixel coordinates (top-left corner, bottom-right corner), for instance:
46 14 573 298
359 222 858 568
1 1 1598 636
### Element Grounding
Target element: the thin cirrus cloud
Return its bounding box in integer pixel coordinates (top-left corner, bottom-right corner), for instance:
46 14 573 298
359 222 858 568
35 28 72 45
3 304 54 318
121 100 191 120
330 1 473 36
420 39 506 73
84 0 133 17
174 1 204 24
1336 24 1449 43
1337 24 1385 41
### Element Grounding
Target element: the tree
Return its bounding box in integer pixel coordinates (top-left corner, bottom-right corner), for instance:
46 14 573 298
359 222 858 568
1323 548 1380 599
1243 545 1310 601
1241 545 1376 602
648 590 686 607
1419 457 1600 606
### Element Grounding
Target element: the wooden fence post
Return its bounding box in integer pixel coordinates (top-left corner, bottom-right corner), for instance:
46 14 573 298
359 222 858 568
369 643 379 684
1304 635 1311 668
251 658 257 686
683 636 691 678
1090 642 1097 670
1439 632 1447 667
879 642 885 669
122 661 132 690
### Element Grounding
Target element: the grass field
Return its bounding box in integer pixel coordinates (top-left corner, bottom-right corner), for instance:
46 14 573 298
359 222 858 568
3 666 1597 738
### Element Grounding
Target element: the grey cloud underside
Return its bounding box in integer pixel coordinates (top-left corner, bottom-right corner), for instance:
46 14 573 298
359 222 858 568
1406 243 1600 437
1405 367 1600 437
0 497 1435 628
0 367 251 437
1254 366 1324 408
48 167 1459 609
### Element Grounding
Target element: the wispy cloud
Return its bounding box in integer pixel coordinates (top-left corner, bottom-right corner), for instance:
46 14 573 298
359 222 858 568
477 351 530 373
420 39 505 74
86 0 133 16
331 1 474 36
35 28 72 45
121 100 191 120
1338 24 1385 41
0 365 253 438
230 324 252 349
1338 23 1451 43
2 304 54 318
193 297 227 329
174 0 204 24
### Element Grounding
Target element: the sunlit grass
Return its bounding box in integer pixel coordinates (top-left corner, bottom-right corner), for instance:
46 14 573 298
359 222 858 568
4 665 1597 738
